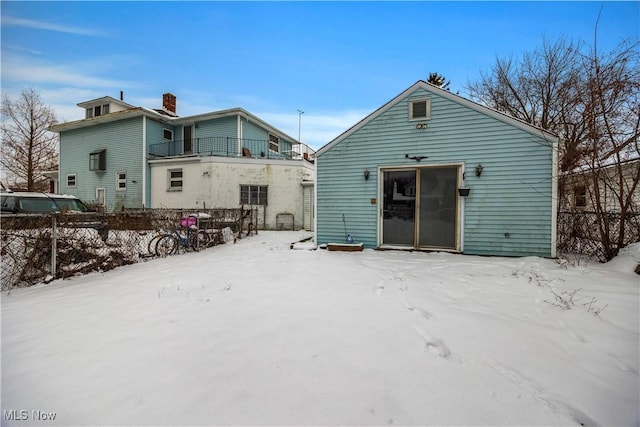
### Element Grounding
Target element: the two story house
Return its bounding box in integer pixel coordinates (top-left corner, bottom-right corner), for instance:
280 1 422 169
49 93 316 230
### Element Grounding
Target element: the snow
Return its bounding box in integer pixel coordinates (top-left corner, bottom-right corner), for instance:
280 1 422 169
2 231 638 426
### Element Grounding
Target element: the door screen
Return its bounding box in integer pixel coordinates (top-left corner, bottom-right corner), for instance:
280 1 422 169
382 170 416 246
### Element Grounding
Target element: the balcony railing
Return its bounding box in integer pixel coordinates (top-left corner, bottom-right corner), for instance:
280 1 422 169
148 136 313 161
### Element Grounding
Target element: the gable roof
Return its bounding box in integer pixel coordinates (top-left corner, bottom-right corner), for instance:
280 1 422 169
316 80 558 157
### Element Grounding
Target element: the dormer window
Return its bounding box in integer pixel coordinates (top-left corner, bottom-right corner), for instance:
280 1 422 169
86 104 110 119
409 99 431 120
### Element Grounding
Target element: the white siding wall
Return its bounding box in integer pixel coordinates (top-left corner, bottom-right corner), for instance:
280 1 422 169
150 157 315 230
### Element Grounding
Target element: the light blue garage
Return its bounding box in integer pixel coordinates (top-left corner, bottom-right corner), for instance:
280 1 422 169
315 81 558 257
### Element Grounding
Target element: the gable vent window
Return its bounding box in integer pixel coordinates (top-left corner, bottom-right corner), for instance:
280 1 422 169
89 149 106 171
410 99 431 120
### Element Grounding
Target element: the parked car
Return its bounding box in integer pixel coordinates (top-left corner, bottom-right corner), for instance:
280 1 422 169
0 191 109 240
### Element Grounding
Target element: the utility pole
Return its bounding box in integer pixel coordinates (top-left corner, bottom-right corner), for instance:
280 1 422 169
297 109 304 142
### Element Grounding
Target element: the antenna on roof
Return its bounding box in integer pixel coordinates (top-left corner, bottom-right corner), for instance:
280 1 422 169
297 109 304 142
120 91 124 101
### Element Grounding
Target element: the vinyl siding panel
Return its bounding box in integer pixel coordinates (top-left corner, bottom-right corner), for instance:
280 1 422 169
198 116 238 139
317 86 555 257
59 116 144 210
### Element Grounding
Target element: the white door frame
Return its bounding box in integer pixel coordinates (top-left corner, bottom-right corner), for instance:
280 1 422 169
377 163 465 252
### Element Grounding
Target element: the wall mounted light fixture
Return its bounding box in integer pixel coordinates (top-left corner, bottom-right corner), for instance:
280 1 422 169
475 164 484 177
364 169 370 181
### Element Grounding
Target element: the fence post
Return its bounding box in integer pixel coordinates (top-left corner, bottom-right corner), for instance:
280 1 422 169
51 215 57 280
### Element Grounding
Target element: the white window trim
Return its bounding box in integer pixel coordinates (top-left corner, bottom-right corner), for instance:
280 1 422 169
66 173 77 188
409 98 431 121
115 171 127 192
163 128 173 140
168 168 183 192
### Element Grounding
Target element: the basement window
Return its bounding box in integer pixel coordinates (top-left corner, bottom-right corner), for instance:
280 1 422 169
409 99 431 120
89 149 106 171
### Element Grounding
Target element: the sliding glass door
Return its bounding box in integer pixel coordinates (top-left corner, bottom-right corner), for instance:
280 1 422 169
382 166 459 250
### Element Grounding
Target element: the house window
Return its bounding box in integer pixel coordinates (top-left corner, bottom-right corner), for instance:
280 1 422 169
240 185 268 205
116 171 126 191
86 104 110 119
163 129 173 140
168 169 183 191
66 174 77 188
410 99 431 120
575 185 587 208
89 149 106 171
269 134 279 153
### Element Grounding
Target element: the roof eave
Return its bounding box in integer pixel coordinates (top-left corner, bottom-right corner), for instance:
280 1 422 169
49 108 169 132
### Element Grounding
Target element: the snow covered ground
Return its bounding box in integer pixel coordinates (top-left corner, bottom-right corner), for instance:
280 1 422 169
2 231 639 426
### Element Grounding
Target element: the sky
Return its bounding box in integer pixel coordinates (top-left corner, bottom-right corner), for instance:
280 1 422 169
1 1 638 150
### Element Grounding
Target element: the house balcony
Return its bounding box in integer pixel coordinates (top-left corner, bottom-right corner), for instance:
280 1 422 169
148 136 314 161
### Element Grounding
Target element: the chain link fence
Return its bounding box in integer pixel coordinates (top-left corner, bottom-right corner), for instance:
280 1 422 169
1 207 258 290
557 211 640 262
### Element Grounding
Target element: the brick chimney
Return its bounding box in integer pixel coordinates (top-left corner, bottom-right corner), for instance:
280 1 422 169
162 93 176 114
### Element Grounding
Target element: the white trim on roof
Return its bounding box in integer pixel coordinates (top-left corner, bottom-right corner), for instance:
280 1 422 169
77 96 134 110
316 80 559 157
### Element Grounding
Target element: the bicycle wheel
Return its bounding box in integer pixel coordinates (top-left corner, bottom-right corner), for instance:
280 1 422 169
155 234 178 257
197 230 211 248
147 233 165 255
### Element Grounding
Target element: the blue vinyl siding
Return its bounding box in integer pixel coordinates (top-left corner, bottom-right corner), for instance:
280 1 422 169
198 116 237 139
59 117 144 210
317 86 555 257
242 118 294 157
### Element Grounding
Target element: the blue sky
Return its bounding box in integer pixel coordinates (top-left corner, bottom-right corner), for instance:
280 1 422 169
2 1 638 149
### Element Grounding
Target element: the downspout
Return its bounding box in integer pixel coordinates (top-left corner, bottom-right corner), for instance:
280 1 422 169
142 116 147 208
237 115 243 155
551 139 559 258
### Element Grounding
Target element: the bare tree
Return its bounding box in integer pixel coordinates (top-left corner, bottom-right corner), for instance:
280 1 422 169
571 37 640 260
466 37 585 171
467 34 640 260
1 88 59 191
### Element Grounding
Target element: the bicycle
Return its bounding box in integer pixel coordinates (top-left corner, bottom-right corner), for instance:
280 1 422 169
151 216 211 257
